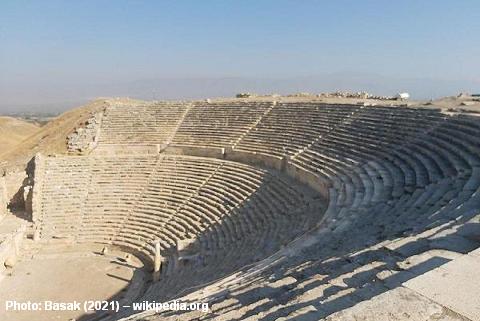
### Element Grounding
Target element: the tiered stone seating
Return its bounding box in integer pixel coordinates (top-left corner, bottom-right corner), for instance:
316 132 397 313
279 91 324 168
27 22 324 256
35 156 159 244
36 156 92 238
33 155 315 267
291 107 447 207
234 103 359 157
170 101 272 148
75 156 160 248
114 157 223 254
98 103 189 145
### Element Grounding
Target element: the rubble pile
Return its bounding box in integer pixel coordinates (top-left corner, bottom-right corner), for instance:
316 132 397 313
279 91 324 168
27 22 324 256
67 112 102 153
236 92 258 98
317 91 395 100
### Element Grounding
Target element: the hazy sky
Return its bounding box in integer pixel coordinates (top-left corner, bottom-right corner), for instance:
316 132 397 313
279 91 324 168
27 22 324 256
1 1 479 113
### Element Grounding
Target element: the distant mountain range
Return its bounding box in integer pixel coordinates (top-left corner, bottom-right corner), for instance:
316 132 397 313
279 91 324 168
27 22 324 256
1 72 479 113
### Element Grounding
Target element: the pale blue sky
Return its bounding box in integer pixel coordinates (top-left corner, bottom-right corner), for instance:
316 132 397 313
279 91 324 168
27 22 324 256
1 1 479 112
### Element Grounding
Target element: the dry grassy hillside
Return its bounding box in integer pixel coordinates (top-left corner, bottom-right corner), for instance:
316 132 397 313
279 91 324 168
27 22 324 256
0 99 107 171
0 117 40 154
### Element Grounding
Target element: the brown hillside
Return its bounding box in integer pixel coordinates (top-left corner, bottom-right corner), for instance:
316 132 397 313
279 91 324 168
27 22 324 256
0 117 39 153
0 99 107 171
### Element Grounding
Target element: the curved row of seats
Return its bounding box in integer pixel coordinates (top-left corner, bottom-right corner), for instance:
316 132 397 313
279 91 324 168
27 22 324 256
34 155 316 272
171 101 272 148
234 102 359 157
98 103 189 145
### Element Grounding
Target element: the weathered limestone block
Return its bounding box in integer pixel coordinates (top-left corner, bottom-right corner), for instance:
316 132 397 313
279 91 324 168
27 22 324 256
323 287 465 321
177 238 200 264
4 255 16 268
101 246 109 255
153 241 162 282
